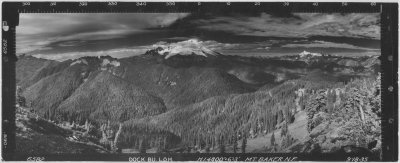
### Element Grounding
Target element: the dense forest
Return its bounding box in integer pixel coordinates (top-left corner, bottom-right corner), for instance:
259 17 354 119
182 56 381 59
118 74 380 154
16 52 381 155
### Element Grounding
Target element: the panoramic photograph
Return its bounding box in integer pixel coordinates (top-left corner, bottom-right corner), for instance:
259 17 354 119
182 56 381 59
15 12 381 156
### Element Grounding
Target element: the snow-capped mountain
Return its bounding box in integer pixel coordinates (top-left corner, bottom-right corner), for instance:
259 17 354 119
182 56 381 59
298 50 322 58
151 39 221 59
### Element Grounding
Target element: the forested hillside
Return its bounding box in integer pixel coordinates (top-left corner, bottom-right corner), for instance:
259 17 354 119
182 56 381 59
15 51 381 155
120 75 380 155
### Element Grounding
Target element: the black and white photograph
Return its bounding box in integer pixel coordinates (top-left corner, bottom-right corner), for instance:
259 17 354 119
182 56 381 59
2 2 398 162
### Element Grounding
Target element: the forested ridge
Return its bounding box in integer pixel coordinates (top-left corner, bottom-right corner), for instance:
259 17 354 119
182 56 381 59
15 52 381 155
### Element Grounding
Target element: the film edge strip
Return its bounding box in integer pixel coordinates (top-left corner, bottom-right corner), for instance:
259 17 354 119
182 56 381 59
1 2 398 161
380 3 398 162
4 2 384 13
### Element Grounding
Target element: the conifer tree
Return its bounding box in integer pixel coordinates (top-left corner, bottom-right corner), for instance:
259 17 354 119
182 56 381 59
139 137 147 153
233 134 238 153
156 136 163 153
306 90 327 132
281 121 288 137
241 134 247 153
219 142 225 153
205 145 210 153
270 132 276 147
16 86 26 107
112 123 123 152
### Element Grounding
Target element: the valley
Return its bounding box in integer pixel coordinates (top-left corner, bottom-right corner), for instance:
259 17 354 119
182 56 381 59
15 46 381 156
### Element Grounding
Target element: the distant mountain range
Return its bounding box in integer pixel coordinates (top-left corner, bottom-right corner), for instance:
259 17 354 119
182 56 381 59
16 45 381 154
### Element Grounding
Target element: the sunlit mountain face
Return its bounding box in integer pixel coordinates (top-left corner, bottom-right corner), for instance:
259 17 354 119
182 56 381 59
17 12 380 61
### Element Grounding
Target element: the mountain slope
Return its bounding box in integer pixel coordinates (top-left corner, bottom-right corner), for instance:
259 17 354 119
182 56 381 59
119 55 256 109
121 77 343 150
152 39 221 59
18 58 72 90
56 71 167 124
16 55 55 84
16 107 109 154
15 46 381 154
22 64 86 120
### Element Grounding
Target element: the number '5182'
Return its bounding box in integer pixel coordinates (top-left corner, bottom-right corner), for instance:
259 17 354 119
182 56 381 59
27 157 45 161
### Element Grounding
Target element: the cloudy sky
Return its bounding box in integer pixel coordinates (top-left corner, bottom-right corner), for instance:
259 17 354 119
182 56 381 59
17 12 380 60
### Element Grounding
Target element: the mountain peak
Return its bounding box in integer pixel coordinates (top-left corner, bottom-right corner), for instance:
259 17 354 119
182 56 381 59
299 50 322 58
149 39 220 59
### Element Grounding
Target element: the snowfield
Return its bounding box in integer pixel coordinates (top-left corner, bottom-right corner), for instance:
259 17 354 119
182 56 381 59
299 50 322 57
152 39 220 59
70 59 88 66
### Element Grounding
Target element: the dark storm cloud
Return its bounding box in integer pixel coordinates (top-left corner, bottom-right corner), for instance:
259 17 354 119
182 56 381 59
17 13 190 54
19 13 190 36
178 13 380 39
